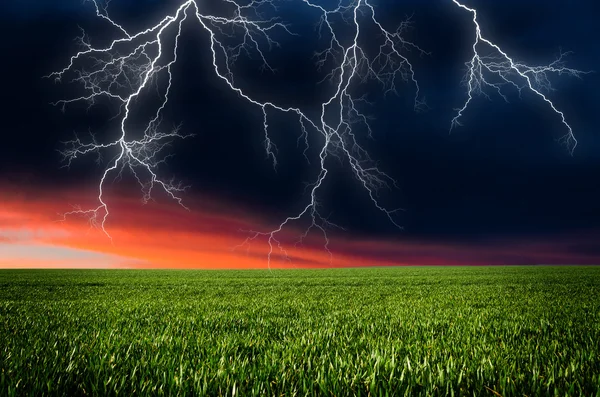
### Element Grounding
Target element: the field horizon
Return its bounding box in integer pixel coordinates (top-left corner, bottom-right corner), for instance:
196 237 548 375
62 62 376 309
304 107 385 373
2 266 599 395
4 263 599 271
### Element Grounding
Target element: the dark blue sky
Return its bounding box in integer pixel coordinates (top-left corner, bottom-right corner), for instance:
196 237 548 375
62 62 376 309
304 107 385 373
1 0 599 250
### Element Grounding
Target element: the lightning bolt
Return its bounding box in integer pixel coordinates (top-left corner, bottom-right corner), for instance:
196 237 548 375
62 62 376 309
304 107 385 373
48 0 425 265
450 0 587 154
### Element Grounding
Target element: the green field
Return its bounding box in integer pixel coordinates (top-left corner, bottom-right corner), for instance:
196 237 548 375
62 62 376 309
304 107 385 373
1 267 599 396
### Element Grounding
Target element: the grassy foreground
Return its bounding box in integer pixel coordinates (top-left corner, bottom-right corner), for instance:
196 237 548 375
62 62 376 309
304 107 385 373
1 267 599 396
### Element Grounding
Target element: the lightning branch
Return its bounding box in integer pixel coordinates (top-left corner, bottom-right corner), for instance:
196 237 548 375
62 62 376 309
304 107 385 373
49 0 583 267
450 0 586 154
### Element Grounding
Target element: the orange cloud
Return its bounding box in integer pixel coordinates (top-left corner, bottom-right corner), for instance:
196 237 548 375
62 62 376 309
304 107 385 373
1 186 599 268
0 188 401 268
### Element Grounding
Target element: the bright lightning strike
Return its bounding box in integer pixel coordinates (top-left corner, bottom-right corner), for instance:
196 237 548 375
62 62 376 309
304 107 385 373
450 0 587 154
49 0 425 265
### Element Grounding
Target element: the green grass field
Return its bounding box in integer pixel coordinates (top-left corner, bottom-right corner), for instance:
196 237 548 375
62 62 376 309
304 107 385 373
1 266 599 396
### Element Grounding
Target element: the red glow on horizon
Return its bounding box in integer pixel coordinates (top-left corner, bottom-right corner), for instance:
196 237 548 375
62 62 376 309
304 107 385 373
1 188 599 269
0 190 400 268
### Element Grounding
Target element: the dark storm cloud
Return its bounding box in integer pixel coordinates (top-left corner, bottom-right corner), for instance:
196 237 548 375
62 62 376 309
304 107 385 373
0 0 162 17
566 243 600 257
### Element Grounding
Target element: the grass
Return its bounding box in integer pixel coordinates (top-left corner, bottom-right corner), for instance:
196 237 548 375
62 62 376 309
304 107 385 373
1 266 599 396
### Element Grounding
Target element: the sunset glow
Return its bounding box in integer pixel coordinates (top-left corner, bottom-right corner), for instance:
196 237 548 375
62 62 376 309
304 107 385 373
1 188 598 269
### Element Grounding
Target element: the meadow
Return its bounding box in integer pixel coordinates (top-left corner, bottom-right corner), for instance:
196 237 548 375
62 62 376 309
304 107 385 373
1 266 599 396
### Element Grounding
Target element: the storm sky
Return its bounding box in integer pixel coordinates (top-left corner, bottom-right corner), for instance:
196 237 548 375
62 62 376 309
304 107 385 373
1 0 599 267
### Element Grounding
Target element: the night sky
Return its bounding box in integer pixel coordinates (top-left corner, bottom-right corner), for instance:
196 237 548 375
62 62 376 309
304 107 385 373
1 0 599 267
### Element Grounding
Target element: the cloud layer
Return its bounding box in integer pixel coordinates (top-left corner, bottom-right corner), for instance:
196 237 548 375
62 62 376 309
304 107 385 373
1 187 599 268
